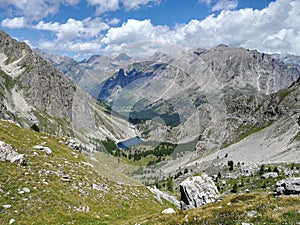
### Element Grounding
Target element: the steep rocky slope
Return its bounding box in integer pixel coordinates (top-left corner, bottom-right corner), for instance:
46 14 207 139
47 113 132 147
0 30 136 147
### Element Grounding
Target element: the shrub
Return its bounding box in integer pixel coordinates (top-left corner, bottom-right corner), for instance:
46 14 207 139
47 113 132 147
259 164 265 175
31 123 40 132
228 160 234 171
231 183 238 193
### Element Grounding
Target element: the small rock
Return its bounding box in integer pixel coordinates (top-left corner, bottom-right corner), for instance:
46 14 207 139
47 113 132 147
82 162 94 168
21 187 30 193
92 184 103 191
9 219 15 224
262 172 278 179
247 210 257 218
2 204 11 209
162 208 176 214
32 145 52 155
66 139 82 152
61 174 70 182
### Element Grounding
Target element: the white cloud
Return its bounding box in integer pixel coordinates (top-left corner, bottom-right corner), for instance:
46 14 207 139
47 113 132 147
34 17 109 41
1 17 27 28
87 0 161 15
0 0 79 21
101 0 300 57
87 0 120 15
38 40 102 53
212 0 238 11
102 19 159 44
199 0 238 12
34 17 108 55
107 18 121 25
122 0 161 10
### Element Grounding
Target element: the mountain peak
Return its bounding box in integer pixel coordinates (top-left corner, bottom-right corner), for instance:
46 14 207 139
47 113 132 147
215 43 229 49
113 53 132 61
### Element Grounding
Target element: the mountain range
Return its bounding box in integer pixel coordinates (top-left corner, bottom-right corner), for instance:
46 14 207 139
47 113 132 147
34 41 300 182
1 30 300 224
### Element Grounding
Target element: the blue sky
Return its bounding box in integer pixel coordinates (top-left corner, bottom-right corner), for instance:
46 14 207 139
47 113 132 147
0 0 299 60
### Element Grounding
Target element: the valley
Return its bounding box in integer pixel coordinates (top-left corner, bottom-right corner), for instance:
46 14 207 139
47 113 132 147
0 29 300 224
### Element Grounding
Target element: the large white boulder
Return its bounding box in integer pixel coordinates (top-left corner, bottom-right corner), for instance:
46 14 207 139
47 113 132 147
179 173 220 210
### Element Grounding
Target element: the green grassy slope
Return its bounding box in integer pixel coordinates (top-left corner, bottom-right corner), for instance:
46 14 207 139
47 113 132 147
133 193 300 225
0 120 168 225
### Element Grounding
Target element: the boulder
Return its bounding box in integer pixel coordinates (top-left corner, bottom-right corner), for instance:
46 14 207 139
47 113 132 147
262 172 278 179
162 208 176 214
275 177 300 196
179 174 220 210
0 141 25 166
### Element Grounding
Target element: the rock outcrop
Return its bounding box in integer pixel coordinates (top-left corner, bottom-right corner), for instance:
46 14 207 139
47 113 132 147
275 177 300 196
0 140 25 166
179 174 220 210
147 186 180 209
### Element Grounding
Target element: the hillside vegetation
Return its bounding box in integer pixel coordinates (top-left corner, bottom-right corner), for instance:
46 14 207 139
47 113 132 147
0 120 168 225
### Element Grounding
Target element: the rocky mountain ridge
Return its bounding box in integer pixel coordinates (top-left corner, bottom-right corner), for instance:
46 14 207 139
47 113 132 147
42 42 300 179
0 30 136 149
94 45 300 147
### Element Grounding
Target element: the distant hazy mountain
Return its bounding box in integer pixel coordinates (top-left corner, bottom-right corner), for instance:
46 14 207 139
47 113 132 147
36 49 135 98
272 53 300 66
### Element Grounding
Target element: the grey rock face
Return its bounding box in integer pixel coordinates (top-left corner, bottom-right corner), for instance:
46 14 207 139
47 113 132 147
0 140 25 166
275 177 300 196
179 174 220 210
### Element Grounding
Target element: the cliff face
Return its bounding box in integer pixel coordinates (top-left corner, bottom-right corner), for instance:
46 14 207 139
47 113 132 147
0 30 136 145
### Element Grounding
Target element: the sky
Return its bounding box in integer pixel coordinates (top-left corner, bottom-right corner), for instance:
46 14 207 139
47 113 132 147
0 0 299 60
